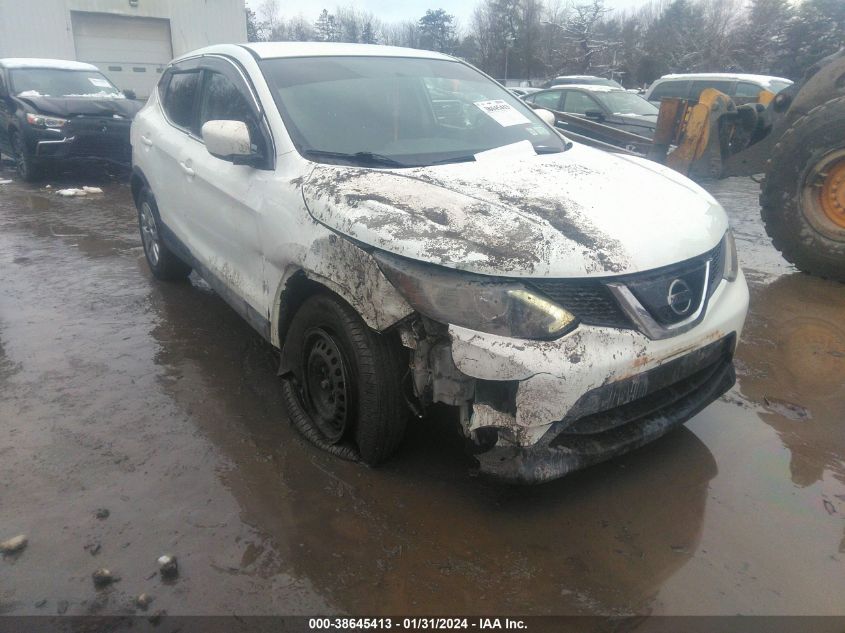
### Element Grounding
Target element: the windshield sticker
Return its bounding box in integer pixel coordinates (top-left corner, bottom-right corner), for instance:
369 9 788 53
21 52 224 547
89 77 111 88
474 100 531 127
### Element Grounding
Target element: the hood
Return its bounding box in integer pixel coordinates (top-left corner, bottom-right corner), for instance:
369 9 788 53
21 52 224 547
301 144 727 278
15 95 141 119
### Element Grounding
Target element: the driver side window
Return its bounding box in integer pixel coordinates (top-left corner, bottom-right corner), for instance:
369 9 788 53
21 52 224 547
199 71 263 154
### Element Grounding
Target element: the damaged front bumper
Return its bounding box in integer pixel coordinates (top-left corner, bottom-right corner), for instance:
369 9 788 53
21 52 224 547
474 335 735 483
447 270 749 484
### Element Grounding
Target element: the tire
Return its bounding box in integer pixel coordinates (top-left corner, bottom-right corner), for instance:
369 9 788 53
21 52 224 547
9 130 41 182
136 188 192 281
760 95 845 282
280 293 407 465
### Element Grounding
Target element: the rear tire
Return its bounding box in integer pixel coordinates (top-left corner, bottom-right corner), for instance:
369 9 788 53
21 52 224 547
280 293 407 465
136 188 192 281
10 130 40 182
760 96 845 282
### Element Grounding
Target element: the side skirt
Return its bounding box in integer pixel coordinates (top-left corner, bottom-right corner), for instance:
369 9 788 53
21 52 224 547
158 222 272 343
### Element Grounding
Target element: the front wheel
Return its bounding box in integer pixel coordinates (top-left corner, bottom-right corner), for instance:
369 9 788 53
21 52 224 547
760 96 845 282
280 293 407 465
10 130 40 182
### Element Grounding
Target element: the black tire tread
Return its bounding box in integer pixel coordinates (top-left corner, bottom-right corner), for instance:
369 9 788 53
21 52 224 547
281 293 407 465
759 95 845 282
10 130 40 182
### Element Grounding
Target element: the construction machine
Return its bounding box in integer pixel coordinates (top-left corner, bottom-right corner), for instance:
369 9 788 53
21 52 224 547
538 48 845 282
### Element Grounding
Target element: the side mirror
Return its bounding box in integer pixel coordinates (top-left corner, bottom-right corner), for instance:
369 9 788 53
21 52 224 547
535 108 556 126
202 120 260 165
585 109 604 121
123 89 137 100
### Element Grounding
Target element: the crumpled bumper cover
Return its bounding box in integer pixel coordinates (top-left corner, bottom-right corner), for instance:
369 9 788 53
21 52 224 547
474 335 736 484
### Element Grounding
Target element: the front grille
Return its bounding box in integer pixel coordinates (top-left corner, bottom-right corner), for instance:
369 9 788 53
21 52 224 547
523 241 724 332
528 279 633 329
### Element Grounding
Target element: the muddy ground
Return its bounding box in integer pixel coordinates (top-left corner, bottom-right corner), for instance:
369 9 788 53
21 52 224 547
0 162 844 618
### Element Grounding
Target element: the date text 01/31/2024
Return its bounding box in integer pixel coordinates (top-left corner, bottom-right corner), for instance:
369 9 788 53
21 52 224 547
308 618 528 630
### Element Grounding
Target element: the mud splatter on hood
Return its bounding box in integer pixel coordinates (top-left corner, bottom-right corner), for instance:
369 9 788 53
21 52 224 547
301 144 728 278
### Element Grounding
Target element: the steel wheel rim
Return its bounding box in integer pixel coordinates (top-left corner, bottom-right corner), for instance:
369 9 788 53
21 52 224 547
301 328 349 443
140 202 161 266
803 149 845 240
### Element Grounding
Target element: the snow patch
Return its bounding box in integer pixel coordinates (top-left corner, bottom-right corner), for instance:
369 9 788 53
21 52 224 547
0 58 99 71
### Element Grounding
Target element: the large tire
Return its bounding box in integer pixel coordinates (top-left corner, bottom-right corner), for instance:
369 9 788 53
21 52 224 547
280 293 407 465
136 188 192 281
10 130 41 182
760 96 845 282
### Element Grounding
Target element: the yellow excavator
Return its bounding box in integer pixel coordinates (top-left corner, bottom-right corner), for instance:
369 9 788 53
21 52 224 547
542 49 845 282
652 48 845 282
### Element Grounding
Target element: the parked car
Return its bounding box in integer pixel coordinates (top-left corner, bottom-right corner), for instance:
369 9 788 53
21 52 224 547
509 87 541 98
645 73 793 106
131 42 748 484
542 75 624 89
523 85 659 148
0 58 140 181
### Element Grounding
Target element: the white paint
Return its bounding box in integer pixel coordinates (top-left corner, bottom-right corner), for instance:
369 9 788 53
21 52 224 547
133 43 751 462
303 145 728 278
473 140 536 162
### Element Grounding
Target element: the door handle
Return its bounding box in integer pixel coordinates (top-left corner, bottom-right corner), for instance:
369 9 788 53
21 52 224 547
179 162 195 177
141 135 153 147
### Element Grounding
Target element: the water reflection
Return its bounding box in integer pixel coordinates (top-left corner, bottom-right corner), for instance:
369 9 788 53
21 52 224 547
735 273 845 488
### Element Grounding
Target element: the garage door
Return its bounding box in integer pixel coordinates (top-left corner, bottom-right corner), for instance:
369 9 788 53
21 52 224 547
71 12 173 99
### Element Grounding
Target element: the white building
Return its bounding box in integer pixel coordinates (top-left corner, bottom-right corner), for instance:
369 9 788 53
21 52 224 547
0 0 247 97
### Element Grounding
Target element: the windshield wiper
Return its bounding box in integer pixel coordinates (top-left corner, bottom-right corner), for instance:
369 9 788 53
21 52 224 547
302 149 407 168
428 154 477 166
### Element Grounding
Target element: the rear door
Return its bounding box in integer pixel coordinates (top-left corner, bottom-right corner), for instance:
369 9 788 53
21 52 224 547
150 63 203 245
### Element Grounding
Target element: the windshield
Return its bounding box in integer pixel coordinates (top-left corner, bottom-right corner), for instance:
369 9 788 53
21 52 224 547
596 91 659 116
260 56 566 168
10 68 122 98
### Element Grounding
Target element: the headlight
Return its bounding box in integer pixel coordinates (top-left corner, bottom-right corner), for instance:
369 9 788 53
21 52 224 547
375 251 578 340
723 229 738 281
26 113 67 128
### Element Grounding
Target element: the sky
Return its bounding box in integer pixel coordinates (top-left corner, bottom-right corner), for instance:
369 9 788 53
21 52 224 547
245 0 653 29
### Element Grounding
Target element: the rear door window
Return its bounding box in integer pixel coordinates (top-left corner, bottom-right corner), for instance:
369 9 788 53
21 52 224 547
688 80 734 101
529 90 563 110
163 71 200 131
562 91 601 115
735 82 764 98
648 81 689 101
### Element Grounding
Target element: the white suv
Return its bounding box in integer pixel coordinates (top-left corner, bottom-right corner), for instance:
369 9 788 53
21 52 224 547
131 42 749 484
